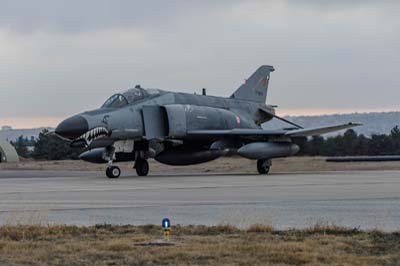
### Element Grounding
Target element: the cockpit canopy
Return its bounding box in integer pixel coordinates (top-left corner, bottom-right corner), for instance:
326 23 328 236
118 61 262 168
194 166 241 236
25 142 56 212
122 87 147 104
101 94 128 108
101 86 161 109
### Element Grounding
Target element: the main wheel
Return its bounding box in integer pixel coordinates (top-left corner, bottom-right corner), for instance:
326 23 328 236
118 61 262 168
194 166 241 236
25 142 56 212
257 159 271 175
135 159 149 176
106 166 121 178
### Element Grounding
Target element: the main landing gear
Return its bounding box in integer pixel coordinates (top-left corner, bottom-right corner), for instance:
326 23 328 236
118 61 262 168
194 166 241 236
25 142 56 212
257 159 271 174
135 158 149 176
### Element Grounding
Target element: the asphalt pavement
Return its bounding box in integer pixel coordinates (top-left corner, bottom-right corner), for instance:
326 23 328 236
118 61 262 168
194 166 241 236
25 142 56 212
0 170 399 230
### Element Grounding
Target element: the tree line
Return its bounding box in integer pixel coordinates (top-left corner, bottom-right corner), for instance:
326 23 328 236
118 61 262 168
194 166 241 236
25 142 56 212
10 126 400 160
11 129 82 160
295 126 400 156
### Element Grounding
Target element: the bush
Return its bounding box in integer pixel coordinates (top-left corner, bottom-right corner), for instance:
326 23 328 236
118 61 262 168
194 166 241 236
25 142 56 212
32 129 83 160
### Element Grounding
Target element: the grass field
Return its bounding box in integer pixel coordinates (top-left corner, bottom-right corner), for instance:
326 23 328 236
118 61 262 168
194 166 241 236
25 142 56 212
0 224 399 265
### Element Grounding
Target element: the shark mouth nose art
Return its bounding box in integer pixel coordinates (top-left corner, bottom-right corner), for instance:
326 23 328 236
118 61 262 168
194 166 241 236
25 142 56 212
77 127 110 146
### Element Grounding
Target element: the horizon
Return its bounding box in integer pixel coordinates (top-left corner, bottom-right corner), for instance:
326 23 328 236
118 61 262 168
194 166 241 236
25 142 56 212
2 107 399 129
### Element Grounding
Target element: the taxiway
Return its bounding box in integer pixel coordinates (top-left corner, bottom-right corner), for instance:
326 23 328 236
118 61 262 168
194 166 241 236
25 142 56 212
0 170 399 230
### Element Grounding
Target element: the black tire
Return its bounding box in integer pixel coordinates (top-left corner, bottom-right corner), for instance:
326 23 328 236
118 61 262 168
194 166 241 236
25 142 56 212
106 167 112 178
136 159 149 176
257 159 271 175
106 166 121 178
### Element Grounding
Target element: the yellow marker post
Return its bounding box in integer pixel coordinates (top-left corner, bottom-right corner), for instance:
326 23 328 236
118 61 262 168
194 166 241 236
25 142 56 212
164 228 171 241
162 218 171 241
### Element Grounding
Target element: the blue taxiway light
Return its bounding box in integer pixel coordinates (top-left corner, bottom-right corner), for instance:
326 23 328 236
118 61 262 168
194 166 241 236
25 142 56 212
162 218 171 229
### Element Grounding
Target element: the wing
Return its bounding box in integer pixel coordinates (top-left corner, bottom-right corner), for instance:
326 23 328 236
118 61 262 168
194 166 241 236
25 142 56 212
284 122 362 137
187 123 361 140
186 129 286 140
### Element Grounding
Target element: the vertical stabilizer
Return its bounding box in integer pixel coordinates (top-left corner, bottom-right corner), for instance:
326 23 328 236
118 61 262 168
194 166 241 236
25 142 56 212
230 65 274 103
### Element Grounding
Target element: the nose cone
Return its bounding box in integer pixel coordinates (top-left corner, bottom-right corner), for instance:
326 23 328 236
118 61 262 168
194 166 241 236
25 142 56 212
55 115 89 140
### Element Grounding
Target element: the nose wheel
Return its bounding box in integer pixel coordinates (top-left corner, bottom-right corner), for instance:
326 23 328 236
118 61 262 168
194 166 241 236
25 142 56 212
135 159 149 176
106 166 121 178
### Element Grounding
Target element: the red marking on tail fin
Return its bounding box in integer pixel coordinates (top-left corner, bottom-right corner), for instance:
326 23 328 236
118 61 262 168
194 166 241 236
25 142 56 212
262 79 268 87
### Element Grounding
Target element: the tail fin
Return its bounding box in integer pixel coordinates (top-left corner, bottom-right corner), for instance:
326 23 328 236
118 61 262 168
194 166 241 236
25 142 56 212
230 65 275 103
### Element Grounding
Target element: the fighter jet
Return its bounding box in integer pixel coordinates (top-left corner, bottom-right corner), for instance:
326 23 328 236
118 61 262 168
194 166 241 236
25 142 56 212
56 65 360 178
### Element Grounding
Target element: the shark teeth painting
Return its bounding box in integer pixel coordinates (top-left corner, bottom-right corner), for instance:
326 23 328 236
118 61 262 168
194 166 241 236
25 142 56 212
77 127 110 146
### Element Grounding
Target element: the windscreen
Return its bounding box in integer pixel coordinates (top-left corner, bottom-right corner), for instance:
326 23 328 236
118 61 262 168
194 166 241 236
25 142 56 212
101 94 128 108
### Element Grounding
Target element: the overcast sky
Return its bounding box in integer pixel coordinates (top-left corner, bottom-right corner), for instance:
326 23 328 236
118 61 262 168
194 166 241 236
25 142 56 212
1 0 399 128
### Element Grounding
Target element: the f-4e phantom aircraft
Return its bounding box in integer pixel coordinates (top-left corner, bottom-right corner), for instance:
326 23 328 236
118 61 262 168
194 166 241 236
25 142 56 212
56 65 360 178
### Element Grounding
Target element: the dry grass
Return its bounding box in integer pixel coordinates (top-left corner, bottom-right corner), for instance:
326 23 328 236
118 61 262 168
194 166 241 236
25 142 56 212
246 224 274 233
0 224 399 265
2 156 400 174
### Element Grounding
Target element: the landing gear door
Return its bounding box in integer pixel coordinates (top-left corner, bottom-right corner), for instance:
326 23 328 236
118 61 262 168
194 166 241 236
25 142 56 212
142 105 168 140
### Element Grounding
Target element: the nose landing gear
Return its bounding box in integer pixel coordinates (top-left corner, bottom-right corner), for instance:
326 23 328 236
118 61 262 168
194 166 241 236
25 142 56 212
106 165 121 178
105 159 150 178
105 147 121 179
103 145 150 178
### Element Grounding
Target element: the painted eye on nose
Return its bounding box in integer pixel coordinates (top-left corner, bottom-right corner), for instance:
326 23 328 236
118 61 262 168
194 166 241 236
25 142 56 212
55 115 89 140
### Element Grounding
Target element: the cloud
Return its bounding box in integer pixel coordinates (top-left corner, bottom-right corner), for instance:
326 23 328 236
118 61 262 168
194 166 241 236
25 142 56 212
0 0 399 122
0 0 236 33
287 0 399 11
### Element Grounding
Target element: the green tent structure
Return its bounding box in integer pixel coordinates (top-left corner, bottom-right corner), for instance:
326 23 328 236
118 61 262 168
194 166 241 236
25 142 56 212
0 136 19 163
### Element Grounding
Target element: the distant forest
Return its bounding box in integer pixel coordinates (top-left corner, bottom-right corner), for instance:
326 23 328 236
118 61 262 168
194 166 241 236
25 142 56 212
295 126 400 156
11 129 82 160
10 126 400 161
